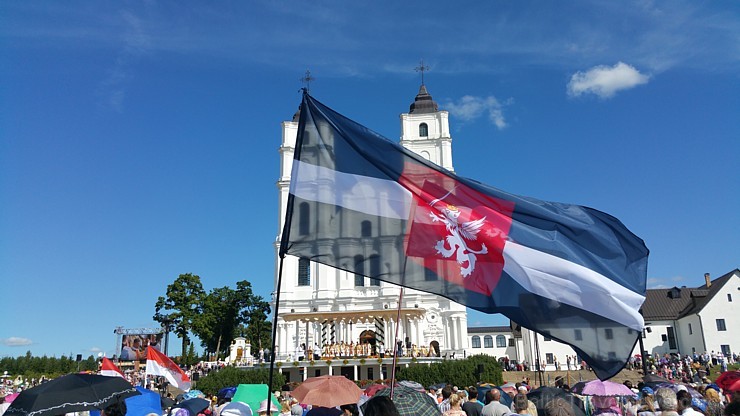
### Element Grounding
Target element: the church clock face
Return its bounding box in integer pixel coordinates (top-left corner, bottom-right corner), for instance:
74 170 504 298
427 313 438 324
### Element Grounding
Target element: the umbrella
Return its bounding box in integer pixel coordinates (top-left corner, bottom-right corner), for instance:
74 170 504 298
232 384 280 415
364 385 440 416
5 373 140 416
501 382 517 395
643 374 671 385
572 380 635 397
184 390 205 400
3 393 19 404
293 375 362 408
363 383 390 397
716 371 740 392
125 386 164 416
653 383 703 400
218 386 237 399
174 397 210 415
527 387 586 416
477 384 512 408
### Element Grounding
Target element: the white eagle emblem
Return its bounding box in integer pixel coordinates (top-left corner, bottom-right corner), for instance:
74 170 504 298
428 188 488 277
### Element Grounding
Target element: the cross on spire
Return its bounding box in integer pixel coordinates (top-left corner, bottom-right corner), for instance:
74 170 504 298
300 69 315 92
414 59 430 85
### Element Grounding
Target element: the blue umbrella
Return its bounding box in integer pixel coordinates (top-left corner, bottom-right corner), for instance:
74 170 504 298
126 386 164 415
218 387 237 400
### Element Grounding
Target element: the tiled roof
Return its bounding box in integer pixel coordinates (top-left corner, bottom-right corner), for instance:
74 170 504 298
641 269 738 321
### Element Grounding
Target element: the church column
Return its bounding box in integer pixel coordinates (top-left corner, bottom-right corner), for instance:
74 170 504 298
415 318 422 347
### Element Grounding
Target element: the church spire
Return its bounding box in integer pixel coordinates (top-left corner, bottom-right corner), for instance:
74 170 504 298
409 83 439 114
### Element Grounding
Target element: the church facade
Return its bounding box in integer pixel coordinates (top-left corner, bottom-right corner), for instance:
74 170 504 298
272 86 469 378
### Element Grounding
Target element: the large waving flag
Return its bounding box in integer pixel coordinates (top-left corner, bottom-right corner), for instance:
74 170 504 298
279 92 649 380
100 357 125 378
145 346 191 391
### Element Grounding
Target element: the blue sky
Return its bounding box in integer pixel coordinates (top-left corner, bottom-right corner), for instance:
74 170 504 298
1 1 738 359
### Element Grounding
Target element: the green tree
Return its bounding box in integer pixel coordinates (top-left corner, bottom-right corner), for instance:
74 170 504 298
236 280 272 352
190 280 271 360
192 286 241 359
154 273 206 358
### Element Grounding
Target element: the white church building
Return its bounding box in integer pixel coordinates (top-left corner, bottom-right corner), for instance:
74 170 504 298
272 85 468 381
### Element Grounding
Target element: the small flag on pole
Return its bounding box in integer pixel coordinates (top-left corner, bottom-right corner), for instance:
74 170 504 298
99 357 125 378
145 346 191 391
279 92 649 380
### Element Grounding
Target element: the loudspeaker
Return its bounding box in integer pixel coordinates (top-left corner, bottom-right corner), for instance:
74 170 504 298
76 354 82 362
477 364 484 374
192 372 200 381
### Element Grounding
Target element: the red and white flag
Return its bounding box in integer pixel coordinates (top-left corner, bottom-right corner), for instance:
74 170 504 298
145 346 191 391
100 357 125 378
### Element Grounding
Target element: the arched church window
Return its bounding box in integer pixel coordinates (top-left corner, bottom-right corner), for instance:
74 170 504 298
298 258 311 286
472 336 481 348
419 123 428 137
369 255 381 286
354 255 365 287
496 335 506 348
299 202 310 236
484 335 493 348
361 220 372 237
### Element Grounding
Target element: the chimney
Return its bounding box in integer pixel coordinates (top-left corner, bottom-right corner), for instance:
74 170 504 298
704 273 711 287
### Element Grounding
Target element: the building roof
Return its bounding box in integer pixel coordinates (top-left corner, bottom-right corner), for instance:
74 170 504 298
467 326 511 334
641 269 738 321
408 84 439 114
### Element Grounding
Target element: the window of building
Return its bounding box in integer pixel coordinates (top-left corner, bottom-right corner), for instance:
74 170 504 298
419 123 428 137
424 267 437 281
484 335 493 348
369 255 381 286
472 336 481 348
721 345 731 356
728 293 733 302
298 258 310 286
667 327 677 349
496 335 506 348
367 368 374 380
543 335 552 341
716 319 727 331
605 328 614 339
299 202 310 236
688 323 693 335
508 338 515 347
354 255 364 287
574 329 583 341
546 353 554 364
361 220 372 237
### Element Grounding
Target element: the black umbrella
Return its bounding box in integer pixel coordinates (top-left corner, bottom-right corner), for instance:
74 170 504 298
527 387 586 416
6 373 140 416
173 398 210 416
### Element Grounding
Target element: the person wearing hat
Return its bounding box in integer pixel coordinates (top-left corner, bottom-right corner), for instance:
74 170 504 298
638 387 657 416
221 402 253 416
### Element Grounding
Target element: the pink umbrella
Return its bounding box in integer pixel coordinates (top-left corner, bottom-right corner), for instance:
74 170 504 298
4 393 19 403
577 380 635 397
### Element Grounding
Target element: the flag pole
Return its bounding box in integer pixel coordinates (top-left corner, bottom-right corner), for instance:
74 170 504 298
267 254 286 407
389 286 404 396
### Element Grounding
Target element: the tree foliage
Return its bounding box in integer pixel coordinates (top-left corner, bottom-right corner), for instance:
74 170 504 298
154 275 272 360
194 366 285 396
0 351 98 379
396 355 502 387
153 273 206 358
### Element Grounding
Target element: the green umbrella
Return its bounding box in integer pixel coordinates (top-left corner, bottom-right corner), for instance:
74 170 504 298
232 384 280 415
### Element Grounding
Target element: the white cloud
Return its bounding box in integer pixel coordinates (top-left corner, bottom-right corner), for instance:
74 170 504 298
444 95 509 129
1 337 33 347
567 62 650 98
